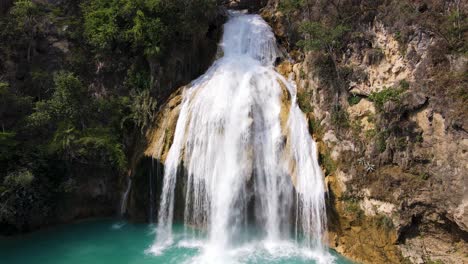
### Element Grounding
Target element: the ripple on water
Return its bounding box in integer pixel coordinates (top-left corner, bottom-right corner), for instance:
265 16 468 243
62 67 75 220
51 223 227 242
0 219 353 264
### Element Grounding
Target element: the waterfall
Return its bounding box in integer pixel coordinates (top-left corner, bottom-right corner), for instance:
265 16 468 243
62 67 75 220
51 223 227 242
149 159 155 223
120 177 132 216
148 11 329 262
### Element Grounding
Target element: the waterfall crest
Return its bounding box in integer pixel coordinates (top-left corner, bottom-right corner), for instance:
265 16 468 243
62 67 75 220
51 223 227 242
148 11 329 263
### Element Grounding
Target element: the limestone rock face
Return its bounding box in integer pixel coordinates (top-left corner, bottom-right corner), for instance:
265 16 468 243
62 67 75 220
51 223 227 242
261 1 468 263
348 23 415 96
410 109 468 232
145 89 183 162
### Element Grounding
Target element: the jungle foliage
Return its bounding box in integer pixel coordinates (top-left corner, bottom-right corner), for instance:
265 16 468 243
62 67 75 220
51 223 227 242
82 0 216 56
0 0 218 232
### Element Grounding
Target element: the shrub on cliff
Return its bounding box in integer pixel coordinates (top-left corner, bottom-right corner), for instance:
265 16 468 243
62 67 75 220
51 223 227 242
298 21 349 54
368 85 407 111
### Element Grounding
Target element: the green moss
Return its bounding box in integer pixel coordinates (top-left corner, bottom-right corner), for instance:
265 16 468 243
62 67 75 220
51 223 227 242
368 86 406 111
344 200 364 221
394 31 402 43
308 117 324 139
396 137 408 150
418 172 430 181
415 133 424 143
348 94 362 106
375 215 394 233
299 68 306 79
366 111 376 123
297 91 313 113
399 79 410 90
345 201 360 213
319 150 336 175
331 105 349 129
164 127 175 153
426 259 445 264
376 131 388 153
350 120 362 137
365 129 377 139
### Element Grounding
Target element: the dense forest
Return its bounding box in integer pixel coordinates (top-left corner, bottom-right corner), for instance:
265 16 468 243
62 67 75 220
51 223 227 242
0 0 220 233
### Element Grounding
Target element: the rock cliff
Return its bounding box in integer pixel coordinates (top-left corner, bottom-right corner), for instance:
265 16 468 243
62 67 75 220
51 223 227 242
260 0 467 263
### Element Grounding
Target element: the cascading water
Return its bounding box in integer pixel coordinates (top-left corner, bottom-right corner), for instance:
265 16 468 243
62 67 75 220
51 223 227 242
149 160 155 223
120 177 132 216
149 11 331 263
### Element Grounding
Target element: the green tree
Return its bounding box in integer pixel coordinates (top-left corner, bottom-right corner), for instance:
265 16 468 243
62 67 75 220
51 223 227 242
82 0 216 55
0 132 17 167
9 0 45 61
48 124 126 171
28 71 88 128
0 81 32 131
298 22 349 54
278 0 305 16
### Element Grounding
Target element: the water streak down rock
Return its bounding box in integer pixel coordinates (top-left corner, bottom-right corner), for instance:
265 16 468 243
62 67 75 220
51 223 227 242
147 12 328 263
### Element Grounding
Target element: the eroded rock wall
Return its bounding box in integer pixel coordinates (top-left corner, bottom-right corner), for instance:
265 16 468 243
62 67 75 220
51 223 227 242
261 1 467 263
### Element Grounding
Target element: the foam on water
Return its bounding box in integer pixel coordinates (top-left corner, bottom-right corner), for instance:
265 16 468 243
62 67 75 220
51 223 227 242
1 220 353 264
111 222 126 230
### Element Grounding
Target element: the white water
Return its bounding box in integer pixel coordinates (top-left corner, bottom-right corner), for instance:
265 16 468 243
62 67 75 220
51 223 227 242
149 160 155 223
120 177 132 216
149 12 330 263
